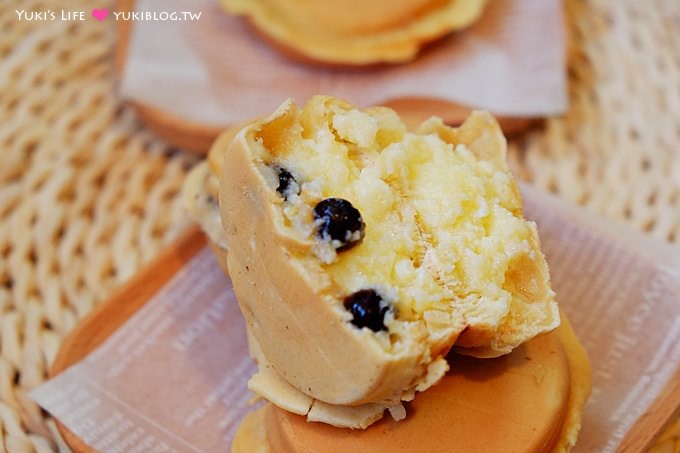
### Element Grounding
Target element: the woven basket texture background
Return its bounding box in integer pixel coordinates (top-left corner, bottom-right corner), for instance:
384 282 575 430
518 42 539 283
0 0 678 451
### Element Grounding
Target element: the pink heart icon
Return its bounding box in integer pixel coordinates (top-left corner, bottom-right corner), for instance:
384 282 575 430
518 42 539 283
91 8 109 21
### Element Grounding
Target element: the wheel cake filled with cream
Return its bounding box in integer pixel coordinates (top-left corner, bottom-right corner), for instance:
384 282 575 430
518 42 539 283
219 0 490 65
186 96 563 428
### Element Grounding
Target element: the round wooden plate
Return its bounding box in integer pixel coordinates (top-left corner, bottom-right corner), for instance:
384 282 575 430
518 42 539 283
114 0 538 154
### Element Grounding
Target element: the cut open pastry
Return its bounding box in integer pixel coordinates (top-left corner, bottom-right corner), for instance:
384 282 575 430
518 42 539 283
187 96 561 427
219 0 489 65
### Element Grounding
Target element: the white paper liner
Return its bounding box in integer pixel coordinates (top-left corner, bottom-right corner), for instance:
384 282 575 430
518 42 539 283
31 186 680 452
119 0 567 125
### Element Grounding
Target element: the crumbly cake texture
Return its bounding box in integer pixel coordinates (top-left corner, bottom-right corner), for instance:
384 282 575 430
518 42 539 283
219 0 489 65
215 95 559 427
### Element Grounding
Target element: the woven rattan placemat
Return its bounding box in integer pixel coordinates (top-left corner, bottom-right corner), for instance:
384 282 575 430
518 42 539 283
0 0 678 451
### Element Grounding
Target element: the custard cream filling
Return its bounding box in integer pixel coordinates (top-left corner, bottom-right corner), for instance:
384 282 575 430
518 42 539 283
250 97 554 356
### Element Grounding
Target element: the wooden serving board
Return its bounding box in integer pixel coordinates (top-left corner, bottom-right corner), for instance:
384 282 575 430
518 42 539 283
49 227 205 453
114 0 538 154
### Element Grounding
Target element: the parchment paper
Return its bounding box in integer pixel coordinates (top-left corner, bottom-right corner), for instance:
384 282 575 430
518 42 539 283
119 0 567 125
31 185 680 452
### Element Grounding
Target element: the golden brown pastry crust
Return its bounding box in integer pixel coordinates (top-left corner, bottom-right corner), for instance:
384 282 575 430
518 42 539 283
220 0 490 65
232 319 592 452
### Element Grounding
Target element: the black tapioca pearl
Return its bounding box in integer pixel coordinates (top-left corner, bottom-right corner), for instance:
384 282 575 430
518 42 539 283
313 198 365 251
275 166 299 198
343 289 388 332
